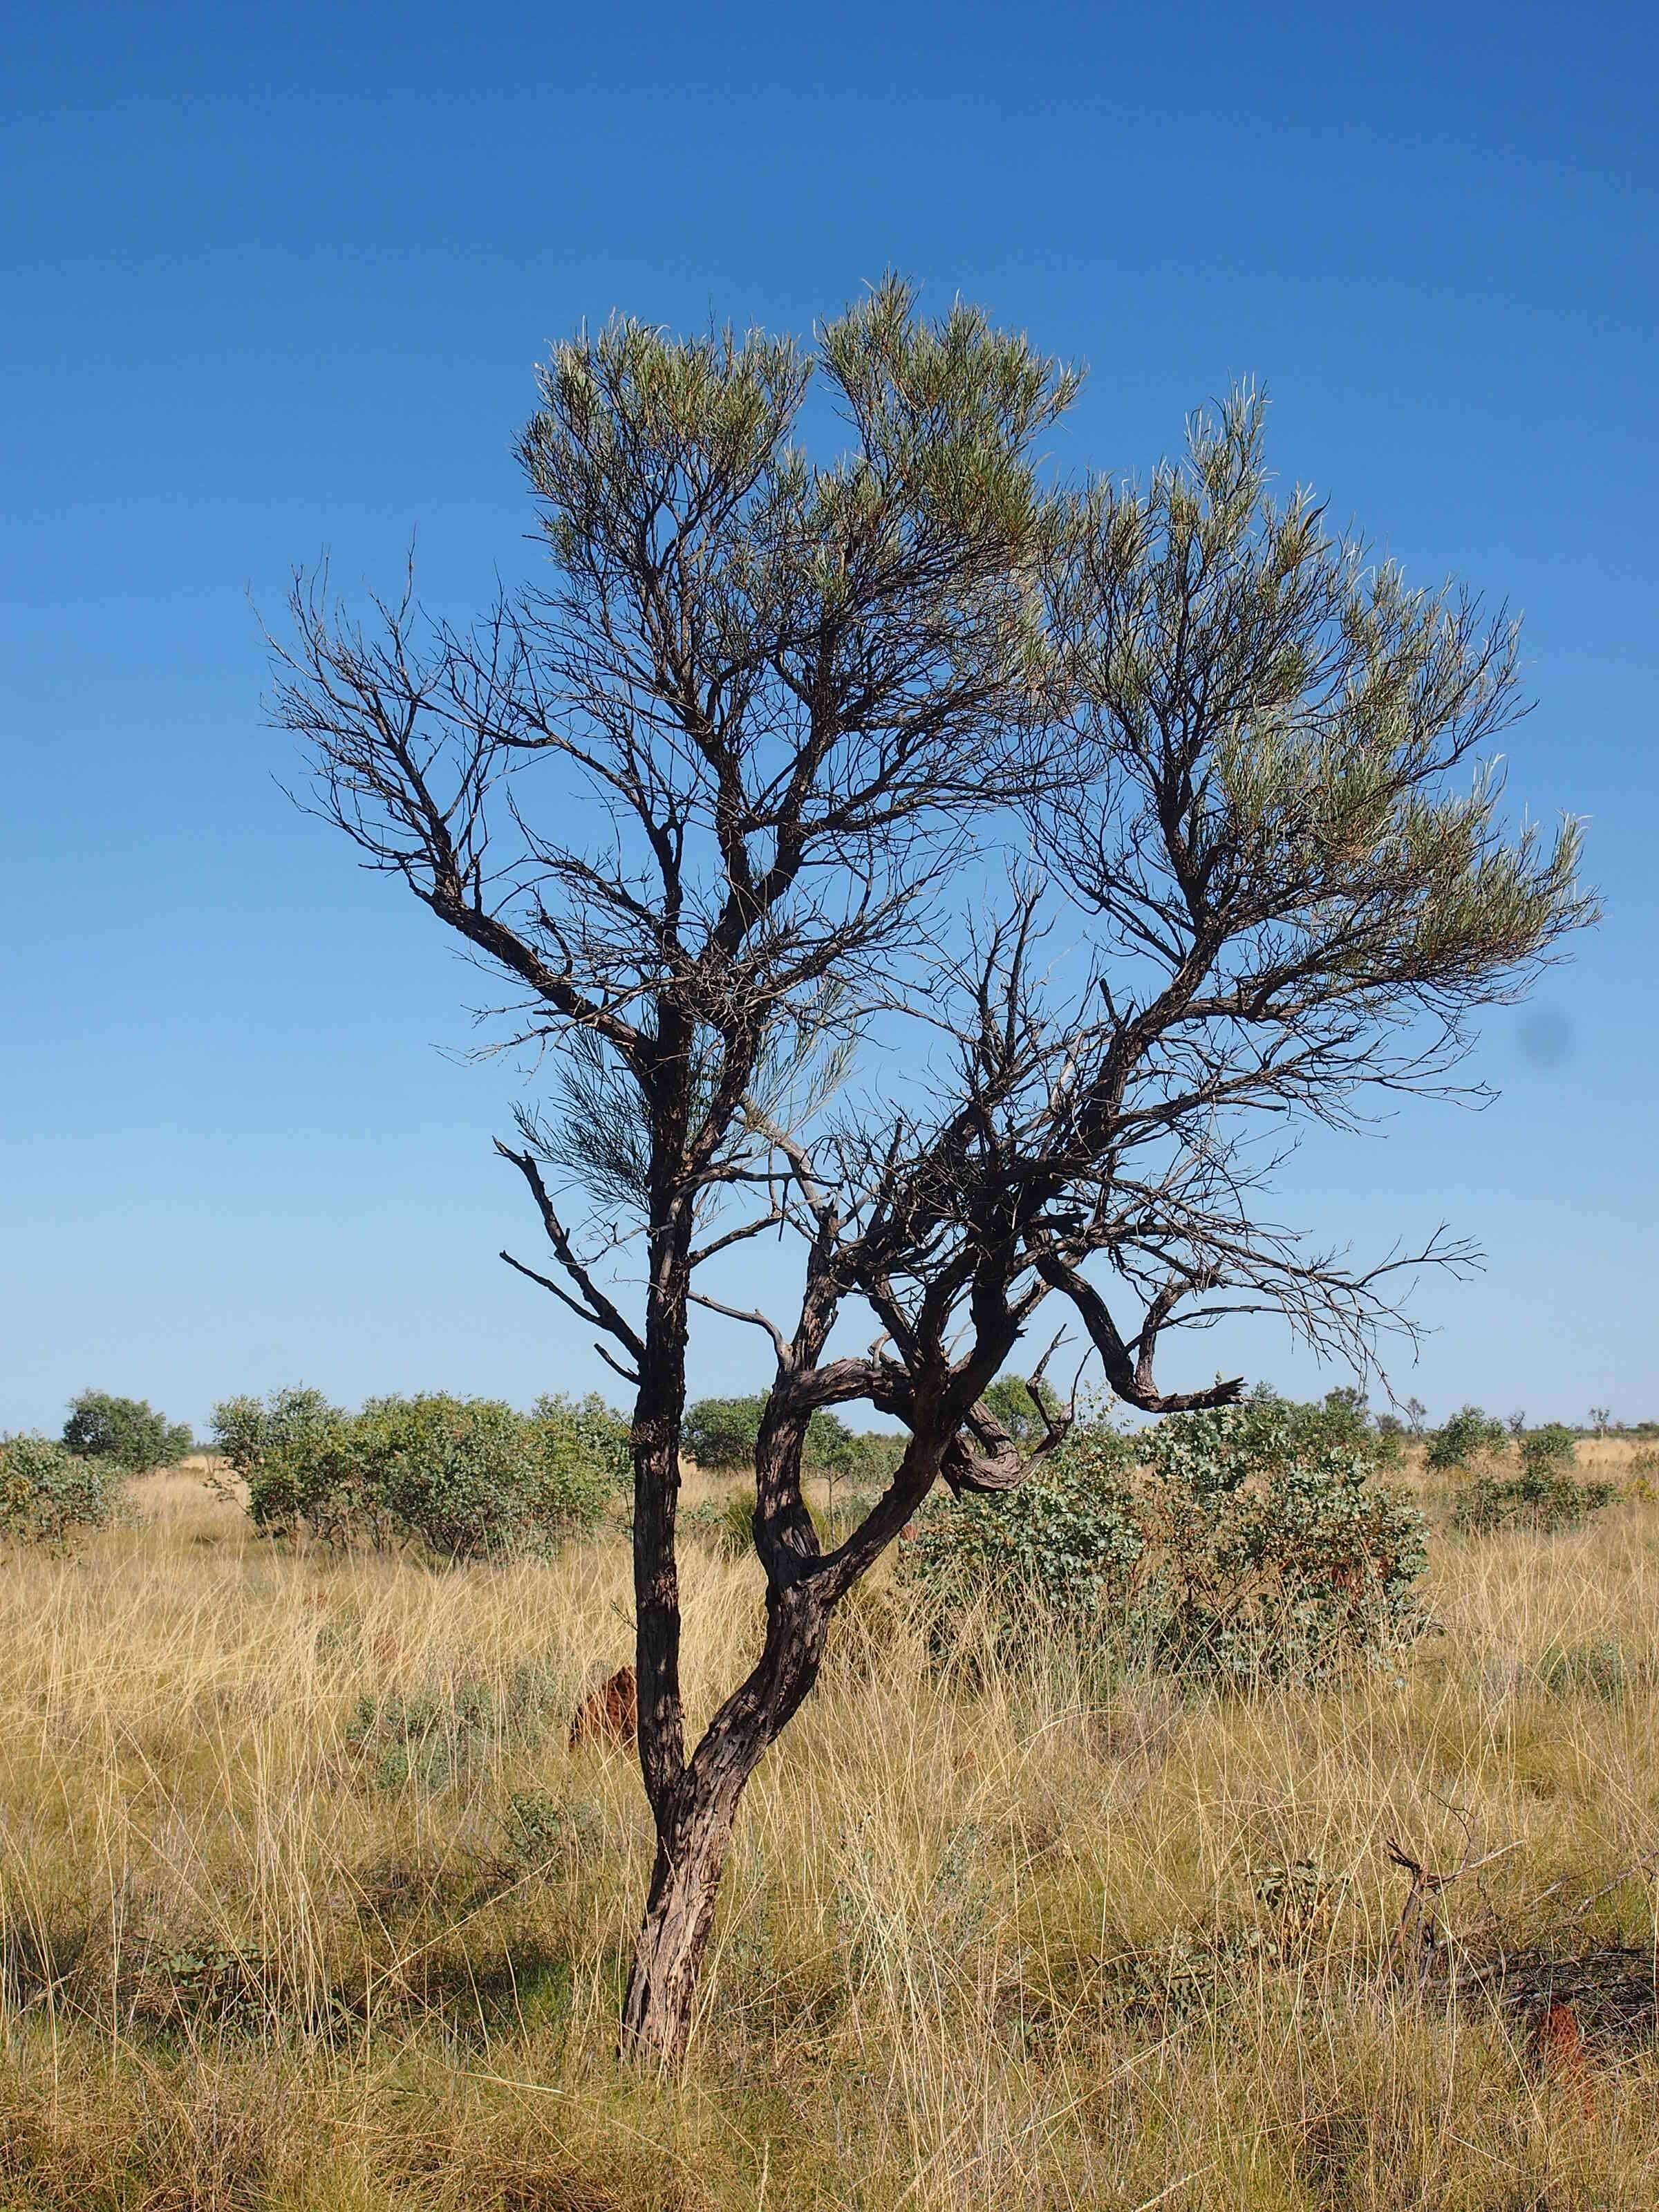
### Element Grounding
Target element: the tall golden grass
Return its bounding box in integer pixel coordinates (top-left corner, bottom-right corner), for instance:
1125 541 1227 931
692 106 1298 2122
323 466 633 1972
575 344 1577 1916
0 1450 1656 2209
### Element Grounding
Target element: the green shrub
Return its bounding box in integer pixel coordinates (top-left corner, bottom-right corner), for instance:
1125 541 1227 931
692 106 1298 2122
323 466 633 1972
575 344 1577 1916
903 1393 1426 1686
1452 1463 1616 1535
1518 1422 1577 1479
211 1388 617 1558
0 1434 126 1546
344 1654 564 1790
980 1373 1063 1450
1537 1638 1638 1700
682 1396 765 1471
531 1391 632 1494
683 1486 760 1559
62 1389 192 1474
903 1426 1145 1627
682 1394 901 1487
1426 1405 1507 1471
212 1386 355 1539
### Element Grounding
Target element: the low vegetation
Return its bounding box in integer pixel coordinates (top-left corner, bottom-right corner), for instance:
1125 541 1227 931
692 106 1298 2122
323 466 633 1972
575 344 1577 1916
0 1418 1655 2206
905 1391 1427 1686
210 1387 628 1559
0 1432 127 1546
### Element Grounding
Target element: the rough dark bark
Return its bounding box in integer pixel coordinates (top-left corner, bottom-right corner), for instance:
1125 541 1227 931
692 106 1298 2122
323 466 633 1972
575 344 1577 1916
621 1575 832 2062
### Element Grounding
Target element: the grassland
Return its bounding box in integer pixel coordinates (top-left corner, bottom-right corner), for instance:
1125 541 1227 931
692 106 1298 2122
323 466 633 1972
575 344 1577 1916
1 1446 1656 2210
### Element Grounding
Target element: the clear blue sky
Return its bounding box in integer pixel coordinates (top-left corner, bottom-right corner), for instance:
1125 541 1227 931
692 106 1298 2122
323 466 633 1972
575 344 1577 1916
3 0 1654 1438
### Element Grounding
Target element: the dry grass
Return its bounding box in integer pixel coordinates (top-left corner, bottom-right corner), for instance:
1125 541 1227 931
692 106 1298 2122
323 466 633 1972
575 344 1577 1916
1 1463 1656 2209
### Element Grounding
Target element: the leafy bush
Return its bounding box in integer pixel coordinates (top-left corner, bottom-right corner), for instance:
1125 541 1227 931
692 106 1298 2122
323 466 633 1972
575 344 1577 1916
0 1434 127 1546
682 1393 901 1490
211 1388 617 1558
1518 1422 1577 1479
532 1391 632 1494
903 1392 1427 1685
1451 1463 1616 1536
682 1396 765 1470
1426 1405 1507 1471
683 1486 760 1559
903 1426 1145 1627
980 1373 1062 1449
212 1386 354 1537
62 1389 192 1474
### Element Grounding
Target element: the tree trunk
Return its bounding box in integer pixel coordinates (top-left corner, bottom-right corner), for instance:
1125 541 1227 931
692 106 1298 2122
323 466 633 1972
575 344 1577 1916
620 1577 832 2065
619 1792 738 2066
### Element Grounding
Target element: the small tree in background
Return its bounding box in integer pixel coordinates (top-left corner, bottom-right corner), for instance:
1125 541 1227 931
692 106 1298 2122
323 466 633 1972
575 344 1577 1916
1519 1422 1577 1481
274 280 1591 2061
62 1390 192 1475
1426 1405 1508 1472
982 1373 1064 1451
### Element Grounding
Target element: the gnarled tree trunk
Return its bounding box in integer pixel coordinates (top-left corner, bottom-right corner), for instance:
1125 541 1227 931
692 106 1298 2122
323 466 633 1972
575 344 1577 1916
621 1577 832 2065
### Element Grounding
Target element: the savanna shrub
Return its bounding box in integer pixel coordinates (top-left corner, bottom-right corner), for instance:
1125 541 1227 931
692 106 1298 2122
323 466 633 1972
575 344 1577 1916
1518 1422 1577 1479
1451 1463 1616 1536
532 1391 632 1494
682 1394 900 1485
905 1391 1426 1685
0 1434 126 1546
62 1389 192 1474
212 1387 355 1538
903 1425 1145 1629
1450 1418 1615 1533
682 1396 765 1470
1426 1405 1508 1471
683 1485 760 1559
212 1388 617 1557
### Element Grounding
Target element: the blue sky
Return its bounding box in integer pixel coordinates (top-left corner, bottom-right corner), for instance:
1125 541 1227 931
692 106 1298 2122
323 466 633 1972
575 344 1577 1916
3 0 1654 1437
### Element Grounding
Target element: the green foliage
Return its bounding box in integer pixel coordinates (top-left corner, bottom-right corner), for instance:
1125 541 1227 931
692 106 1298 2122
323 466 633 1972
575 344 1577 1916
212 1386 353 1538
1452 1463 1616 1536
212 1388 617 1559
682 1394 900 1488
0 1433 127 1546
62 1389 192 1474
1448 1418 1611 1533
532 1391 632 1494
683 1396 763 1471
1518 1422 1577 1479
905 1396 1426 1686
1426 1405 1508 1471
905 1427 1145 1628
683 1486 760 1559
1536 1638 1640 1701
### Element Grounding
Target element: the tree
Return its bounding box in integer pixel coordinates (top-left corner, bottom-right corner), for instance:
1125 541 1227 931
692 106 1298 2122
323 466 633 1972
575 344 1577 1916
271 280 1591 2062
1403 1396 1428 1436
1426 1404 1509 1471
62 1389 192 1474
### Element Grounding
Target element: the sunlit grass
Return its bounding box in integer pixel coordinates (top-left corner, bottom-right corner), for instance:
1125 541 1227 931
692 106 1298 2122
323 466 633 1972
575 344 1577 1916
0 1450 1655 2207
